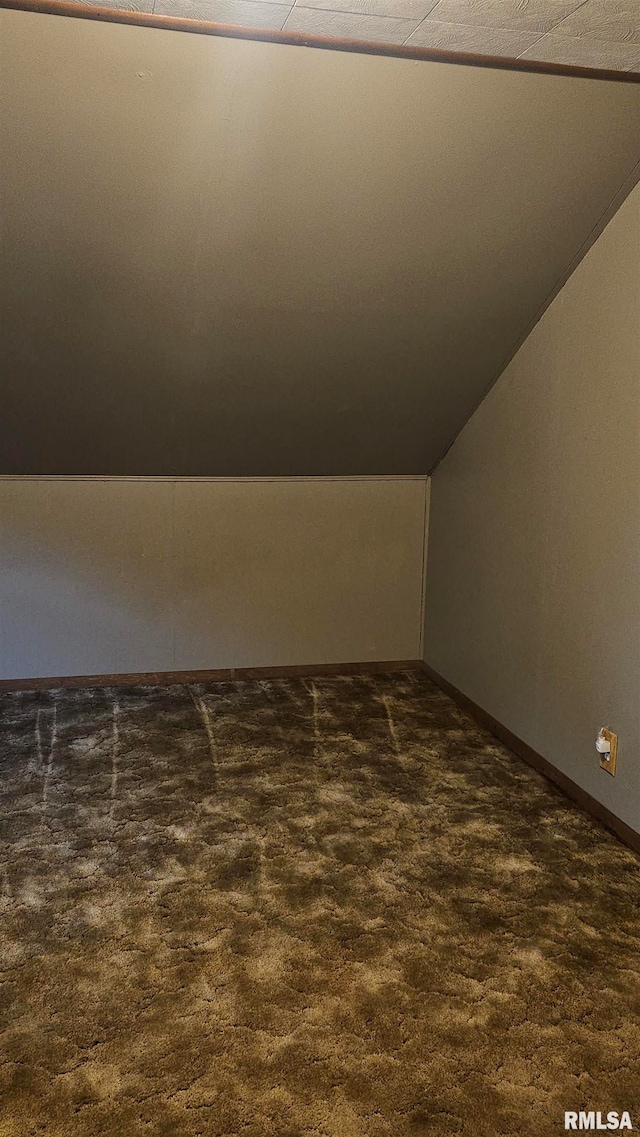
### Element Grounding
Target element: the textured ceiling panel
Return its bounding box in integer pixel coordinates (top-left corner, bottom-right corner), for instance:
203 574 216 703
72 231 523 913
56 0 640 72
520 31 640 68
405 20 539 51
1 8 639 475
418 0 584 34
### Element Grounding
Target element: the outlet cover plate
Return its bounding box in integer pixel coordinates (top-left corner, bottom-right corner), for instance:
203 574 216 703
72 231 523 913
600 728 618 776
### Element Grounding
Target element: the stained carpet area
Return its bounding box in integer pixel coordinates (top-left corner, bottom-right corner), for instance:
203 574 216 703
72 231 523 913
1 673 639 1136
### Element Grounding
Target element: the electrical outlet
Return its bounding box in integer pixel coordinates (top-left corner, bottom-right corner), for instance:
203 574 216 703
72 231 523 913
599 728 618 776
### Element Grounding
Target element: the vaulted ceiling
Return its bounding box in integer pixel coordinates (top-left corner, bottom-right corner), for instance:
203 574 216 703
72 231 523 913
1 6 639 475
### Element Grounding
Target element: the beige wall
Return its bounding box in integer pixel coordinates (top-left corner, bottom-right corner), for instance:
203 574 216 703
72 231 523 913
423 182 640 833
0 477 428 680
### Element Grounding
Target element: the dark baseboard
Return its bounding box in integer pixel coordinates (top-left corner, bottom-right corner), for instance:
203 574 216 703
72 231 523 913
0 658 423 693
421 661 640 856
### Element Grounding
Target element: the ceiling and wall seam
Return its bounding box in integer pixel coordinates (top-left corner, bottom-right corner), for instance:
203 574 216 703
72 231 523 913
2 0 640 74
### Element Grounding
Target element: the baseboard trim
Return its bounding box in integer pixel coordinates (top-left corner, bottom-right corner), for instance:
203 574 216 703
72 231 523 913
422 662 640 856
0 659 423 693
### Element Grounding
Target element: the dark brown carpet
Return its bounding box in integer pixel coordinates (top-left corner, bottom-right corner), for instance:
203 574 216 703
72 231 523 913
1 673 639 1136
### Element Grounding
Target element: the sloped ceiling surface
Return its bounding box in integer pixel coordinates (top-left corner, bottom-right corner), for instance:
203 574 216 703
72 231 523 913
1 7 640 475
